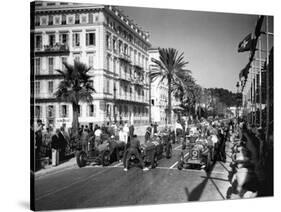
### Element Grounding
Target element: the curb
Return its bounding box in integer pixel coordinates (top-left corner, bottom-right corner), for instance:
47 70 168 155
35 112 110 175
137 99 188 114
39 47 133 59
35 158 77 179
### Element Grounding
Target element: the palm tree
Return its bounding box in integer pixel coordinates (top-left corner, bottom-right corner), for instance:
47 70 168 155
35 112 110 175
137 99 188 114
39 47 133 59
55 61 95 137
150 48 190 124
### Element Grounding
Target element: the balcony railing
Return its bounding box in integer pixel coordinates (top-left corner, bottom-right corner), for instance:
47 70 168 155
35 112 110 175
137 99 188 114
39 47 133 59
132 61 143 70
35 43 70 54
119 52 131 63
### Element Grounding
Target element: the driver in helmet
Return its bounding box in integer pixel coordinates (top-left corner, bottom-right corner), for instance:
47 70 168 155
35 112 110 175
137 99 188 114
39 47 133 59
123 135 149 172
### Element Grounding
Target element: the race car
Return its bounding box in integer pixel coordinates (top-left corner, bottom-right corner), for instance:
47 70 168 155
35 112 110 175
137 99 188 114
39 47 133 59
128 135 172 169
177 137 214 171
76 136 125 168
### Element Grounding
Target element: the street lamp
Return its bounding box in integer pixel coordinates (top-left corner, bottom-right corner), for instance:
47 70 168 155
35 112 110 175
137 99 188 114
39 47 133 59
236 81 240 119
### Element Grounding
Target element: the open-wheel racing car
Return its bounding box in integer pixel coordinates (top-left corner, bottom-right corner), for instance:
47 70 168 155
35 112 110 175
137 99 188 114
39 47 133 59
76 137 126 168
177 136 214 172
127 134 173 169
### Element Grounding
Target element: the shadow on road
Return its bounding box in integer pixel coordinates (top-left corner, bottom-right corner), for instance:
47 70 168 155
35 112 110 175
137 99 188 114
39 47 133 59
184 162 216 201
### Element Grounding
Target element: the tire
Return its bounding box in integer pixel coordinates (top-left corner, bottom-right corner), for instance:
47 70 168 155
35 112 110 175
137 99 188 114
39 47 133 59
151 153 158 168
177 161 183 170
76 151 87 168
102 150 111 166
166 144 172 159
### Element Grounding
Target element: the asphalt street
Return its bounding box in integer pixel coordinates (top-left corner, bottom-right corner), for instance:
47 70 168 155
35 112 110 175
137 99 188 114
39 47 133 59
34 142 233 211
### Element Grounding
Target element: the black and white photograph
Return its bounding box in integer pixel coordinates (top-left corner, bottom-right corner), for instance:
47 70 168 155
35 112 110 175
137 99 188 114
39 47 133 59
29 0 274 211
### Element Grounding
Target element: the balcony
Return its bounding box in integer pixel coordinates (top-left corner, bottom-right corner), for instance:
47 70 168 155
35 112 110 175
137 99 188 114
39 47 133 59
119 52 131 63
35 43 70 56
132 61 143 70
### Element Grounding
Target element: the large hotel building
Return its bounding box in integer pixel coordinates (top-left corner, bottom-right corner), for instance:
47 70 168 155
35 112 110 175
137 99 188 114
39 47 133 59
31 1 151 129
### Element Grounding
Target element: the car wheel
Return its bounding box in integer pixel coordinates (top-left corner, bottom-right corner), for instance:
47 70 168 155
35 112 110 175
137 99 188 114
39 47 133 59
76 151 87 168
102 150 111 166
177 161 183 170
151 153 158 168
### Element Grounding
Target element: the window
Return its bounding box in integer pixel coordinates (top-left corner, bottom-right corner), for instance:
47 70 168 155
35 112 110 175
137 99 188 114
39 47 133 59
48 15 53 25
47 105 55 118
118 40 123 54
67 15 74 24
61 105 68 118
113 58 116 73
95 15 99 22
35 16 40 26
107 79 110 93
35 58 41 75
88 13 93 24
89 80 94 88
78 105 82 117
61 57 67 71
113 37 117 53
35 106 41 118
73 33 80 47
106 33 111 50
54 16 60 25
35 81 40 95
106 54 110 71
35 35 42 49
86 32 95 46
88 53 94 67
88 104 94 117
48 81 53 94
81 15 87 24
62 14 66 25
59 33 69 45
75 14 80 24
41 16 47 25
48 58 54 74
49 34 55 46
74 54 80 62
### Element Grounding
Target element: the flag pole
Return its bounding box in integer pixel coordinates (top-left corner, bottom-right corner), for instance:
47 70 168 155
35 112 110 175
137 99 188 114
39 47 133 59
265 16 270 143
259 36 262 128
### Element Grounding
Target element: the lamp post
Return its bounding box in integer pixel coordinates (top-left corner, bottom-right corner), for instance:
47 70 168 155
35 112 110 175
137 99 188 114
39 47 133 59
236 81 240 119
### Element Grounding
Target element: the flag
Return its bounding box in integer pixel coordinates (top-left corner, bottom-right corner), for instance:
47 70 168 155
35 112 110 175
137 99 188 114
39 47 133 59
238 33 253 52
239 61 251 80
254 16 264 38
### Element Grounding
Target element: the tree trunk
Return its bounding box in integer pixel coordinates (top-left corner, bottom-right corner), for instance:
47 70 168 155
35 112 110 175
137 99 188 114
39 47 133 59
72 103 79 138
167 77 172 125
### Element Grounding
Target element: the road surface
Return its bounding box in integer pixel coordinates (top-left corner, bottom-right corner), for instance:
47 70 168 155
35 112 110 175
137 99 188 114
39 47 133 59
34 142 233 210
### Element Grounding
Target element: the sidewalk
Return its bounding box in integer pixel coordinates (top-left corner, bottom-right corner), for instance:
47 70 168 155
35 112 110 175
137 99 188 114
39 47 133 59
35 157 77 179
242 129 270 196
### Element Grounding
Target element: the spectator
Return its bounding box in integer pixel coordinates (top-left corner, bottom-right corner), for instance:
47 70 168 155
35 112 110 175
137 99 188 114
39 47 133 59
51 129 60 166
43 127 53 159
111 122 118 136
94 126 102 146
80 128 89 152
129 123 134 142
35 120 44 170
59 126 68 161
123 121 130 143
145 126 152 143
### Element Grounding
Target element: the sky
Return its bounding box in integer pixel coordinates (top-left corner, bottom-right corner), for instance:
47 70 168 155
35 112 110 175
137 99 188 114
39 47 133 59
119 6 259 92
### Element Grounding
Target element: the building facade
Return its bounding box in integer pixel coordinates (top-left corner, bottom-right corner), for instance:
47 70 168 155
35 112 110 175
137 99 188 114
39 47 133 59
31 1 151 130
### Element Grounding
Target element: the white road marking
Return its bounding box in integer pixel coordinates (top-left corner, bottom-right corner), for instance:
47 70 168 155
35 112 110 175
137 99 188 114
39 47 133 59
173 145 182 150
113 162 123 167
169 152 189 169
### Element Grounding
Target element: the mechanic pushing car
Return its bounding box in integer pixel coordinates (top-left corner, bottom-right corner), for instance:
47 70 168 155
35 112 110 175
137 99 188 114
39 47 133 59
123 134 149 172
